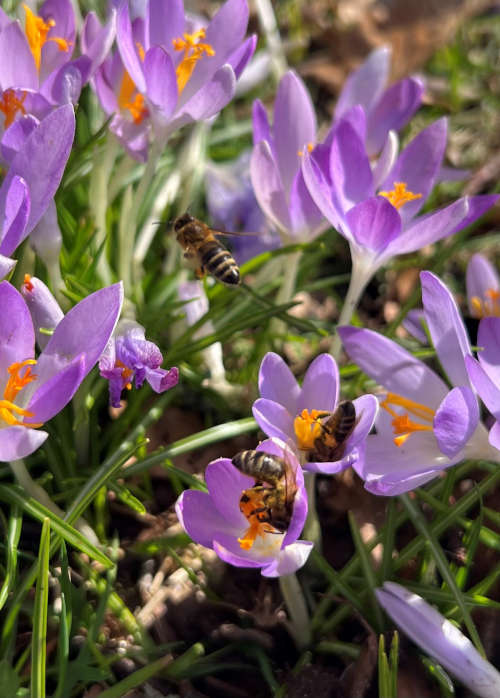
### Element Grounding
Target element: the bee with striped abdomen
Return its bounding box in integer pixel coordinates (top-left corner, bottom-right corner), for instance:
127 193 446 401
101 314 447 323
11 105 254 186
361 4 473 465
309 401 357 462
173 213 240 286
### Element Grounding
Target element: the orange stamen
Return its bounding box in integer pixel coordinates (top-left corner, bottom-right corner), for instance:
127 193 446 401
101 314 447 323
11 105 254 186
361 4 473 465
173 29 215 93
23 274 34 293
379 182 422 211
470 288 500 318
118 69 148 124
298 143 314 157
293 408 324 450
115 359 133 390
1 359 43 428
23 4 71 73
0 90 27 129
238 488 275 550
380 392 435 447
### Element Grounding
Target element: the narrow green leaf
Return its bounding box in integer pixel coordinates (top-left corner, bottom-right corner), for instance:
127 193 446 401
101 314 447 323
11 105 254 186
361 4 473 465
31 518 50 698
378 635 391 698
0 506 22 610
348 511 384 631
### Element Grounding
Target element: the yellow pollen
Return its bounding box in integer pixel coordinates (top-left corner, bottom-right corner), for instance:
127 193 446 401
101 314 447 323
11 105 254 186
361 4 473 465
23 5 71 73
23 274 34 293
471 288 500 318
293 408 324 450
118 70 148 124
380 392 435 447
1 359 43 428
0 90 27 129
379 182 422 211
238 487 276 550
115 359 133 390
173 28 215 94
298 142 314 157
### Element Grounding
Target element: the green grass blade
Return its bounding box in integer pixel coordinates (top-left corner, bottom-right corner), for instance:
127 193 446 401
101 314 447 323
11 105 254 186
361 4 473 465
378 635 391 698
31 517 50 698
348 511 384 631
0 506 22 610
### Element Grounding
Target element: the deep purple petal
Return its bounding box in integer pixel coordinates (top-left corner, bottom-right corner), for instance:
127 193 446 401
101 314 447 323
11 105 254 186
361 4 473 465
176 489 235 548
205 458 253 529
145 366 179 394
335 47 390 121
0 281 34 376
366 77 424 156
144 46 177 119
228 34 257 79
273 71 316 194
0 425 48 461
477 317 500 386
116 1 146 92
339 326 448 408
297 353 339 413
258 352 300 412
0 176 30 257
434 386 479 458
466 254 499 317
25 354 85 422
421 270 471 388
21 274 63 350
261 541 313 577
250 140 291 232
346 195 401 253
252 398 295 443
330 119 373 210
0 22 37 90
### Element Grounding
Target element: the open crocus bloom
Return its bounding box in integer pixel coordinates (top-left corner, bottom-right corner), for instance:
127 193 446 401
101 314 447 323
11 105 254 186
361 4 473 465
377 583 500 698
339 271 497 495
466 253 500 319
335 46 423 157
0 280 123 461
302 114 499 296
252 352 378 474
104 0 255 159
176 438 312 577
99 319 178 408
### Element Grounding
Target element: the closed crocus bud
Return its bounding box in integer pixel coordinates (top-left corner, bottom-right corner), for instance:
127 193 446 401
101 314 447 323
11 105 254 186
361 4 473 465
21 274 64 349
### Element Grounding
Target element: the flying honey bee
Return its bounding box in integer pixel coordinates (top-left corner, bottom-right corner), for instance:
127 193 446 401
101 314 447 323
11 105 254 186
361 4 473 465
232 450 297 533
309 401 357 462
173 213 241 286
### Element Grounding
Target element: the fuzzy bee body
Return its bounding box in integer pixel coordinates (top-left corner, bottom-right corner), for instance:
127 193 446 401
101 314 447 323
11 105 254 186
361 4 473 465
310 401 357 462
232 450 297 533
174 213 240 286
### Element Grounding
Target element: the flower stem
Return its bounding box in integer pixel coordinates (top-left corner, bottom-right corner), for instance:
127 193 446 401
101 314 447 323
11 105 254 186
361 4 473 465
89 137 119 285
279 572 311 648
303 471 321 548
271 249 302 338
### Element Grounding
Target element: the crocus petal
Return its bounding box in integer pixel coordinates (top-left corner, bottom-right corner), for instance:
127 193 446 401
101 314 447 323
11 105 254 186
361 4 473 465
338 326 448 407
346 196 401 254
382 118 447 224
205 458 252 529
145 366 179 394
0 255 15 280
81 9 116 76
21 275 63 350
0 281 34 377
477 317 500 385
329 119 373 210
39 0 76 81
0 22 37 90
420 271 471 388
366 77 423 156
447 194 499 235
433 386 479 458
466 253 499 316
252 398 295 443
250 140 292 232
297 353 339 413
25 354 85 422
376 582 500 698
228 34 257 80
1 114 39 164
372 130 398 191
0 425 48 461
301 148 343 232
335 46 390 121
213 538 271 569
0 176 30 257
261 540 313 577
465 356 500 422
176 489 235 549
147 0 185 50
252 98 271 146
178 63 236 122
258 352 300 412
273 71 316 194
144 46 177 118
288 169 326 240
29 199 61 270
41 56 90 106
403 309 427 344
488 421 500 451
116 2 146 92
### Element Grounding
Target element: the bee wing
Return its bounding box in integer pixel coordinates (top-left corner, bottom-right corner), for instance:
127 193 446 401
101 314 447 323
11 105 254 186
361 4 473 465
281 439 299 501
211 229 261 238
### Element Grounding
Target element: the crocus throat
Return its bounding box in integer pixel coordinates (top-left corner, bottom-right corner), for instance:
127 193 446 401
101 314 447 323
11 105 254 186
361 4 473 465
379 182 422 211
238 488 275 550
471 288 500 318
173 29 215 94
118 69 148 125
0 359 42 428
115 359 133 390
0 90 27 129
380 392 435 447
23 5 71 73
294 408 324 450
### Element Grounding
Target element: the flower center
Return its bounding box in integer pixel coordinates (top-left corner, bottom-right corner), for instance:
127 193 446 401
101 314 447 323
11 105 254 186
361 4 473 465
23 274 34 293
115 359 133 390
470 288 500 318
117 43 148 124
173 29 215 94
298 143 314 157
378 182 422 211
23 4 71 73
380 392 435 447
293 408 324 450
238 487 276 550
0 90 27 129
0 359 42 428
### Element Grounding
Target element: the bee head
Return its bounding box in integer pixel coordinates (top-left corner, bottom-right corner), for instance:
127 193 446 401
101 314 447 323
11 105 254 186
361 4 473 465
173 213 194 232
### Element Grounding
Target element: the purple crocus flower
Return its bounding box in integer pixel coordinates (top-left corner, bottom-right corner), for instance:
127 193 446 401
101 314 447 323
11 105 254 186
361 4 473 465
339 271 497 495
466 253 500 318
335 46 424 157
377 582 500 698
0 280 123 461
250 70 328 241
98 0 255 160
21 274 63 349
99 319 179 407
302 115 499 294
252 352 378 474
175 438 312 577
205 149 280 263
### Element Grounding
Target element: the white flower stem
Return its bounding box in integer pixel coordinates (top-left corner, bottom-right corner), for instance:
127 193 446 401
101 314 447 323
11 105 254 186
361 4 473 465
279 572 311 648
271 249 302 337
254 0 288 81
